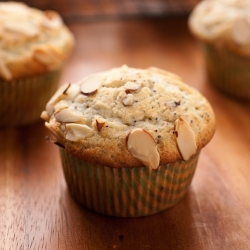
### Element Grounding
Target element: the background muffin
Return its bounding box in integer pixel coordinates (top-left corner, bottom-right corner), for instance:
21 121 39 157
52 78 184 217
188 0 250 100
42 65 216 217
0 1 74 126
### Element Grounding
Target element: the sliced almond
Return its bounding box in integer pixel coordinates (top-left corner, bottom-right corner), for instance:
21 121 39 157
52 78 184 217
174 117 197 161
53 101 68 114
122 94 134 106
96 119 105 131
54 108 82 123
231 17 250 46
80 74 103 95
124 81 140 92
66 123 94 141
64 83 80 99
165 100 181 107
41 110 50 121
177 115 190 124
42 10 62 29
127 128 160 170
46 83 70 116
45 122 59 139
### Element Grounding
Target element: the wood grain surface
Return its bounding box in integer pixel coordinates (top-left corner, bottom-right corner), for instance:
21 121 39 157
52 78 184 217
1 17 250 250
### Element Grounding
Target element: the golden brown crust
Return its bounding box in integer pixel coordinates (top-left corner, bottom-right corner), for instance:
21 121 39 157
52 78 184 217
42 65 216 168
0 2 74 80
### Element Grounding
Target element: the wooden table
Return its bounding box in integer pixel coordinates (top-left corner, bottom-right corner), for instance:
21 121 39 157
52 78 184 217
1 16 250 250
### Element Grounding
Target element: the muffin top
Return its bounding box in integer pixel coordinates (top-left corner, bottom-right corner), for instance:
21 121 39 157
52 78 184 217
0 1 74 80
188 0 250 56
41 66 216 170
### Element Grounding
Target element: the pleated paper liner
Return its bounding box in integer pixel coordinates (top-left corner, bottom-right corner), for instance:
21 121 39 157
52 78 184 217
60 148 199 217
0 70 61 127
201 43 250 100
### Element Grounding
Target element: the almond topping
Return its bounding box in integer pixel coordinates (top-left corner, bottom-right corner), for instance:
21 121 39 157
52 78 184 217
127 128 160 170
42 10 62 29
231 17 250 46
41 111 50 121
64 83 80 99
174 117 197 161
80 74 103 95
165 100 181 107
122 94 134 106
66 124 94 141
96 119 105 131
46 83 70 116
124 81 140 92
45 122 60 140
54 108 82 123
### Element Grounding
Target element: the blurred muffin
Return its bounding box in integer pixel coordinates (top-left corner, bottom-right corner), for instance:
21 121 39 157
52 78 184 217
41 65 216 217
189 0 250 100
0 1 74 126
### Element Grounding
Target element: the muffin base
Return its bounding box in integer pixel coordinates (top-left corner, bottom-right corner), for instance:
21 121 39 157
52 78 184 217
0 70 61 127
60 148 199 217
201 43 250 100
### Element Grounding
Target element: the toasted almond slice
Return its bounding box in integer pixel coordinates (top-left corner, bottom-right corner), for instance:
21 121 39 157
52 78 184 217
231 17 250 46
96 119 105 131
66 123 94 141
80 74 103 95
54 108 82 122
53 101 69 114
122 94 134 106
174 117 197 161
64 83 80 99
165 100 181 107
45 121 59 138
42 10 62 29
180 115 190 124
127 128 160 170
46 83 70 116
41 110 50 121
124 81 140 92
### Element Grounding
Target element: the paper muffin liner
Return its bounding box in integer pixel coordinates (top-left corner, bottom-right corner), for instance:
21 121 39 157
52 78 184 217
0 70 61 127
59 148 199 217
201 42 250 100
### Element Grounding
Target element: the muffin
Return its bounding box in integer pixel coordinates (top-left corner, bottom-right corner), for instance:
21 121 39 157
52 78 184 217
41 65 216 217
0 1 74 126
188 0 250 100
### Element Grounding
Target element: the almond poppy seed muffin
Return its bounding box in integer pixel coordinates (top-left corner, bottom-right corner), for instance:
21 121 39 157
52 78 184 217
189 0 250 100
0 1 74 126
42 65 216 217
